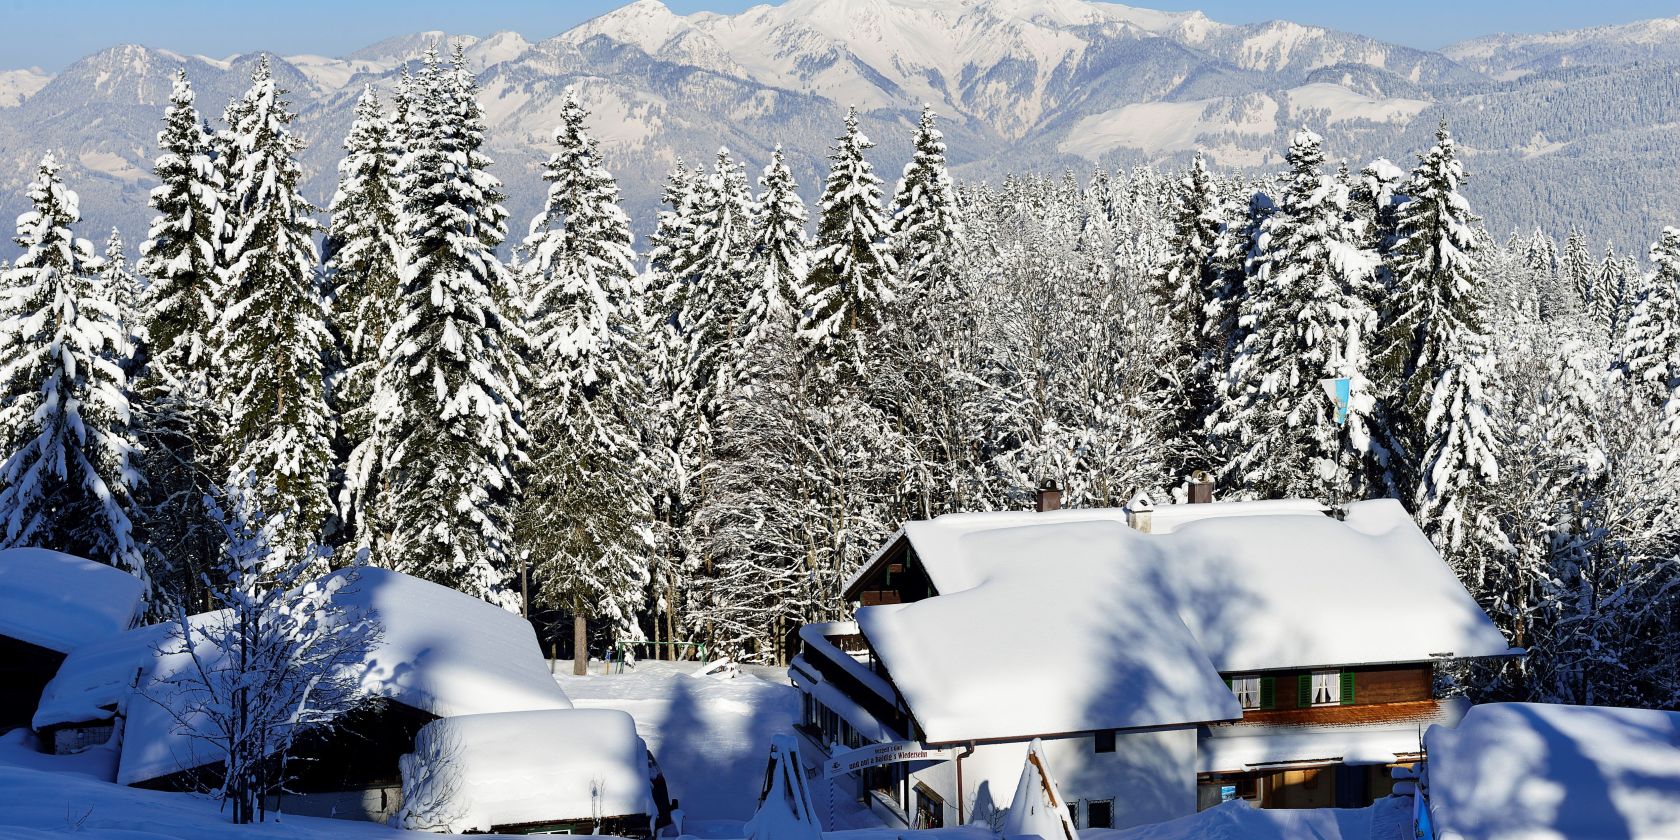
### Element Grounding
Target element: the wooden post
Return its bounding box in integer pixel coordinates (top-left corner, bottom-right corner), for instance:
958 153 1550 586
573 612 588 676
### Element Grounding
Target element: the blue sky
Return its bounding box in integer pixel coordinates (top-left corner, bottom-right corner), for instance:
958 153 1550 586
2 0 1676 71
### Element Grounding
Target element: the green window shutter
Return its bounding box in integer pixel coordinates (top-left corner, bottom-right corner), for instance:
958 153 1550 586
1260 676 1275 710
1297 674 1312 708
1223 677 1232 689
1341 671 1356 705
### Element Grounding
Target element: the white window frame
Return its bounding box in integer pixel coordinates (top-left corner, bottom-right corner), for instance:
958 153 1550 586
1311 670 1341 706
1231 675 1262 709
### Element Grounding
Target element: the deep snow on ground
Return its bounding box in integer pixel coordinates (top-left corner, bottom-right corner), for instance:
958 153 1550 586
556 659 894 833
0 730 553 839
1102 795 1414 840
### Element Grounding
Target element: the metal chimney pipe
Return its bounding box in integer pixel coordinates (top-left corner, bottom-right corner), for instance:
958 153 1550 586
1035 479 1062 512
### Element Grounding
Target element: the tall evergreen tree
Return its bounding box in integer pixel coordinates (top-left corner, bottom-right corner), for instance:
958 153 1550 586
135 70 229 607
365 46 527 607
1562 228 1594 314
1149 151 1225 467
0 155 146 586
740 145 810 345
1213 129 1376 499
803 107 897 380
888 106 963 299
1620 227 1680 404
214 58 335 564
517 91 650 670
101 229 141 357
675 147 756 433
327 86 403 549
1382 122 1503 562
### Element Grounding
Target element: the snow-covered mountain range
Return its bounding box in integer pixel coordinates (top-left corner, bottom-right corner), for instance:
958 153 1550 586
3 0 1678 250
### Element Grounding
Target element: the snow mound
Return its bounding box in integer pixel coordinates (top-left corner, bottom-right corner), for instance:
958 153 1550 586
1423 702 1680 840
0 547 144 654
1002 738 1077 840
398 708 653 834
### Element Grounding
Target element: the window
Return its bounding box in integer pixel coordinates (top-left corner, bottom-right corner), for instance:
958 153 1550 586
1087 800 1113 829
1094 730 1116 753
1311 670 1341 706
1067 801 1079 828
1231 676 1262 709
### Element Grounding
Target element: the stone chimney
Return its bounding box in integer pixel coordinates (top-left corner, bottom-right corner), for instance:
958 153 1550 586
1189 471 1214 504
1035 479 1062 513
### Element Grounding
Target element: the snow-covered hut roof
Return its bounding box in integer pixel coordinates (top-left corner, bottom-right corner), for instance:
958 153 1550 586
1423 702 1680 840
886 498 1512 673
852 499 1513 744
0 548 144 654
32 621 173 730
102 567 572 785
857 519 1243 744
398 709 654 834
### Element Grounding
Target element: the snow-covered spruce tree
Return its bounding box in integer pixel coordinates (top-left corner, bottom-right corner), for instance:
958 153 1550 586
365 46 527 607
0 155 146 585
1619 227 1680 407
1377 123 1485 487
147 477 377 824
1380 123 1504 568
888 105 963 300
640 158 704 655
516 91 650 673
135 69 229 609
1591 244 1630 339
213 58 335 566
675 147 755 437
1562 228 1594 316
326 86 403 550
740 145 810 345
101 229 142 357
1148 151 1225 468
1212 128 1377 501
803 107 897 382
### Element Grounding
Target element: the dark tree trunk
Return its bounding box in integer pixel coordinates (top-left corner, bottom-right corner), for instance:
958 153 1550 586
573 612 588 676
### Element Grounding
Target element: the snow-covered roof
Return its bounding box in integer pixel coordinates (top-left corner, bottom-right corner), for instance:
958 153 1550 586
32 621 173 730
850 499 1512 743
858 519 1243 744
1423 702 1680 840
888 498 1512 673
397 709 654 833
0 548 144 654
97 567 572 785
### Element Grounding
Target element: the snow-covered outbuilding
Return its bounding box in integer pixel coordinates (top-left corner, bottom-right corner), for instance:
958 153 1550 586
792 494 1516 831
32 566 572 823
1418 702 1680 840
0 548 144 733
397 708 664 836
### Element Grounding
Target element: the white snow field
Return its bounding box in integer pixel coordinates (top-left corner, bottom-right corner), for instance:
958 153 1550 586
1422 702 1680 839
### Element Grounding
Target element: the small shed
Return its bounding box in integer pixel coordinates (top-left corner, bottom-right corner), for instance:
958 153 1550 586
0 548 144 733
397 708 659 836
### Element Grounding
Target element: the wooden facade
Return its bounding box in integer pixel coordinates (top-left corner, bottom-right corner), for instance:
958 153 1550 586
846 535 936 607
1218 664 1433 717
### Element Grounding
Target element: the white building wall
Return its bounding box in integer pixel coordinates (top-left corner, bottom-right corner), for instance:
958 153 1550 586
912 729 1198 830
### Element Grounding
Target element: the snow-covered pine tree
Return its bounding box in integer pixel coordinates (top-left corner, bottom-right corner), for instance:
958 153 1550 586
366 45 527 607
213 58 335 565
676 146 756 435
740 145 810 345
1148 151 1225 467
516 91 650 671
1381 122 1503 565
803 107 897 382
640 158 704 654
888 105 962 300
101 229 142 362
0 155 146 586
327 86 403 550
134 70 230 608
1562 228 1594 316
1591 244 1629 339
1213 128 1376 500
1619 227 1680 406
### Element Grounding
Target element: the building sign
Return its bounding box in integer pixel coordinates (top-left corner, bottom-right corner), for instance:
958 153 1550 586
825 741 953 778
